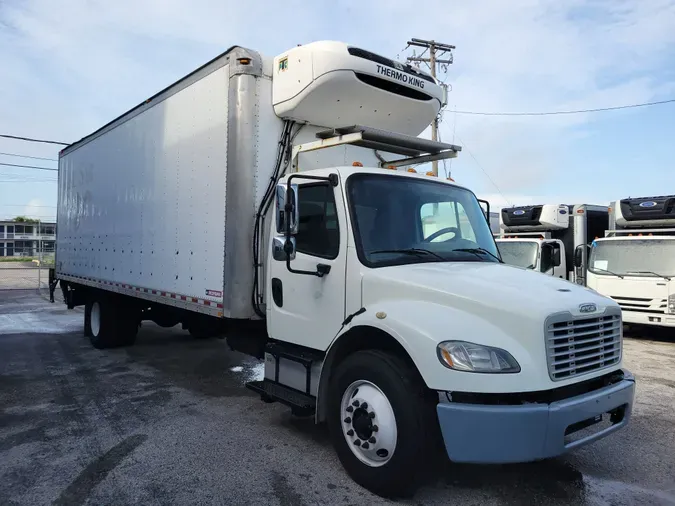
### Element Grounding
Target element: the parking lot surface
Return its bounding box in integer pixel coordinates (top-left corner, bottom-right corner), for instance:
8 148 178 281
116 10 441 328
0 290 674 505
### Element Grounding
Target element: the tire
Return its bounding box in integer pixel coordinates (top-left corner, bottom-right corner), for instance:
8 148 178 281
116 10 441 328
86 294 139 349
84 299 93 337
327 350 440 498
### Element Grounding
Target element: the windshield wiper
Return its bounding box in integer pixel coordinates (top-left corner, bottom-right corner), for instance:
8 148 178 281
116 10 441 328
369 248 446 261
626 271 672 281
451 247 503 263
592 267 624 279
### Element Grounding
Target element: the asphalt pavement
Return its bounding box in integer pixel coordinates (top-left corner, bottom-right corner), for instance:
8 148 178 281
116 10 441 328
0 290 674 505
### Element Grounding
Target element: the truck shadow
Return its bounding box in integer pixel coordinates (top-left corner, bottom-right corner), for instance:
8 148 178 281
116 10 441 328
623 324 674 343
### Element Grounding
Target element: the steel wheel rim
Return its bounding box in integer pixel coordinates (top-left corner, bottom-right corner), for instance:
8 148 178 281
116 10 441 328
340 380 397 467
91 302 101 337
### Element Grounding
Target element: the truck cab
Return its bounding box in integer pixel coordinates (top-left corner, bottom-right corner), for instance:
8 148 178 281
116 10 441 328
495 203 608 285
587 196 675 328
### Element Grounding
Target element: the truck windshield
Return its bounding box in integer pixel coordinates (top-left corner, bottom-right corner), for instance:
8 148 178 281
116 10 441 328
496 241 538 269
347 173 500 267
589 238 675 277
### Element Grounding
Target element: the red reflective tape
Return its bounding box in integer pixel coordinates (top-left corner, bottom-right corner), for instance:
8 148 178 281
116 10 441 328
136 287 140 291
216 303 223 309
180 296 187 301
170 294 176 299
152 290 157 294
192 297 198 303
203 301 211 306
161 292 166 296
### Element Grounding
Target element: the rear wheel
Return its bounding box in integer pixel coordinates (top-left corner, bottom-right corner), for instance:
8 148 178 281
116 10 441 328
327 350 439 498
85 294 138 349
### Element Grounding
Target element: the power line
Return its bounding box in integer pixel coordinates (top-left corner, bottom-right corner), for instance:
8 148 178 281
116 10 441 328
0 152 58 161
0 162 58 172
0 134 69 146
454 98 675 116
455 134 511 207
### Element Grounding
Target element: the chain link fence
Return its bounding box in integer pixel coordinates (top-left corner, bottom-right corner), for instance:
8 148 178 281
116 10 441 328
0 242 55 291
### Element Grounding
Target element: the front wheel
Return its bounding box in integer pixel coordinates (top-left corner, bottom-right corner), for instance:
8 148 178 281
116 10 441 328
327 350 440 498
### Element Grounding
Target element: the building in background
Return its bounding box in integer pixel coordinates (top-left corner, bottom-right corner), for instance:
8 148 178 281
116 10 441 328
0 220 56 257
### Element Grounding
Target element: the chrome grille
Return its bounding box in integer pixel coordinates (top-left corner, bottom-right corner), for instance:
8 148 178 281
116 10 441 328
545 309 622 381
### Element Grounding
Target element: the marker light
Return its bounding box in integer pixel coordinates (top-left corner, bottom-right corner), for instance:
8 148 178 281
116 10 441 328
407 168 417 173
237 57 251 65
352 161 363 167
426 171 436 176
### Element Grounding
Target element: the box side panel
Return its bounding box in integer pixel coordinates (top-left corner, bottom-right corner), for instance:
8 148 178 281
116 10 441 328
56 66 229 307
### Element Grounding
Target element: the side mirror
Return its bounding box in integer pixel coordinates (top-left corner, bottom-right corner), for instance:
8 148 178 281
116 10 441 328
540 244 553 272
553 245 562 267
272 236 296 262
573 244 584 268
275 183 299 235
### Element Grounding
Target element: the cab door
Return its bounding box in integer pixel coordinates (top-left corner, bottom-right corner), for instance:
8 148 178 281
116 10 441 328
267 179 348 351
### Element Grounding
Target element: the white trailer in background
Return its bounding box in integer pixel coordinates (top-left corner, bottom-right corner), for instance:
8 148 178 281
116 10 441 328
495 204 609 285
587 195 675 328
51 41 634 497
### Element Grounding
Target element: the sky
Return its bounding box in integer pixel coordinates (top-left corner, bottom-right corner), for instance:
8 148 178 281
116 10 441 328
1 0 675 222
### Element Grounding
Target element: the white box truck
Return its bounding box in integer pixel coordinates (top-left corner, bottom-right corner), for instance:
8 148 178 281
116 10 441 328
496 204 609 285
50 41 635 497
587 195 675 328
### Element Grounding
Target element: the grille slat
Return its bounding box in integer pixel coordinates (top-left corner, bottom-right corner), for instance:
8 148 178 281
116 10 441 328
549 339 620 355
550 323 620 339
549 330 621 349
551 345 621 367
545 309 622 381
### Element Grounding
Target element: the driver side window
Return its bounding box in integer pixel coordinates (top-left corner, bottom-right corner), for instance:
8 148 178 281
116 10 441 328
421 201 474 242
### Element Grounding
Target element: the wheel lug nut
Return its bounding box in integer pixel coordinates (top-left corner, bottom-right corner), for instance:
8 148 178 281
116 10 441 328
361 442 369 449
354 439 361 447
352 400 360 407
361 402 368 410
346 406 353 413
368 412 375 419
346 429 354 436
344 417 351 424
369 437 376 444
372 425 379 432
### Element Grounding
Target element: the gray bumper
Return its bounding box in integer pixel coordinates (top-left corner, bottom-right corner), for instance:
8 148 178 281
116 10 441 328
436 373 635 464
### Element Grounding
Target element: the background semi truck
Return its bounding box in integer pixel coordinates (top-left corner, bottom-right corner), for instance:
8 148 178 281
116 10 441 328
51 41 635 497
587 195 675 328
496 204 609 285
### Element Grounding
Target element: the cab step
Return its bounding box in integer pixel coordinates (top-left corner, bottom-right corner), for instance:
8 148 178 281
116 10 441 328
246 379 316 416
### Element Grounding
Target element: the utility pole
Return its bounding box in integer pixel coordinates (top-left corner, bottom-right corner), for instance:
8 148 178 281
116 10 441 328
406 38 455 176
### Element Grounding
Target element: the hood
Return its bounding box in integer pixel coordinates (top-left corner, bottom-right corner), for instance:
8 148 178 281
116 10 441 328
362 262 617 329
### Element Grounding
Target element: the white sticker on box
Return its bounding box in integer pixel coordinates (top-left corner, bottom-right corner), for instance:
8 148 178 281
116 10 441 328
594 260 608 270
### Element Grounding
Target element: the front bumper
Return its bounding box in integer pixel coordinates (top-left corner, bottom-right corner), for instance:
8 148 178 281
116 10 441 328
622 311 675 327
436 372 635 464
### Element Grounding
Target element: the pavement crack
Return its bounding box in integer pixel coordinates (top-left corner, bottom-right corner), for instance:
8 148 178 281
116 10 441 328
53 434 147 506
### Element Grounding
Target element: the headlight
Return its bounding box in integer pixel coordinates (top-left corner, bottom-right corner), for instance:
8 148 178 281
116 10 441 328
669 294 675 314
437 341 520 373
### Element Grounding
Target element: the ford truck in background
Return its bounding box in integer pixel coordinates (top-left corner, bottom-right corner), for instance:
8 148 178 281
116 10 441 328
496 204 609 285
588 195 675 328
50 41 635 497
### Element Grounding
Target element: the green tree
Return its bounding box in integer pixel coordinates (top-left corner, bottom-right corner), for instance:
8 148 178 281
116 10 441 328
13 216 39 223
